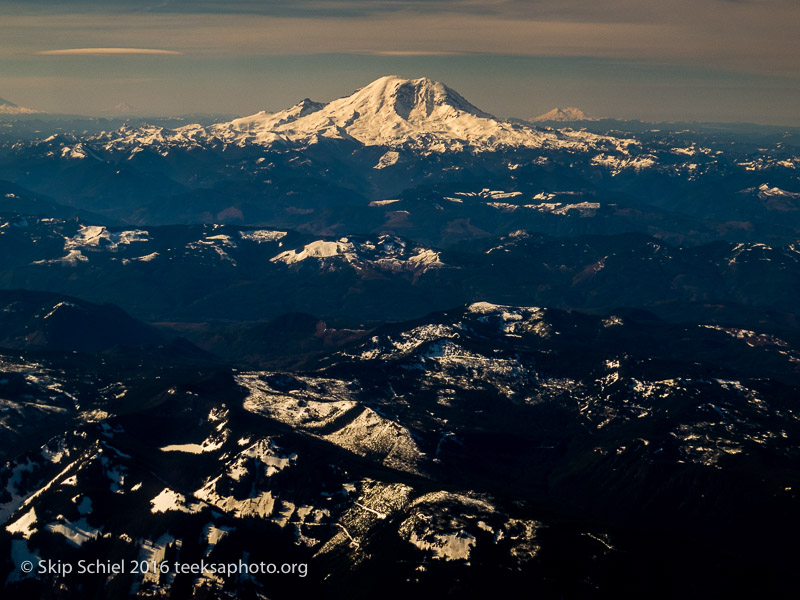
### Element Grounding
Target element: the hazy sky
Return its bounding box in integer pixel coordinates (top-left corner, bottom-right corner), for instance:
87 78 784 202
1 0 798 124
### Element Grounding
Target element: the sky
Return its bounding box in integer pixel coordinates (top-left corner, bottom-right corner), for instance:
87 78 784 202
1 0 799 125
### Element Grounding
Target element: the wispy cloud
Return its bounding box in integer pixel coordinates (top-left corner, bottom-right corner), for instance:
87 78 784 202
35 47 182 55
366 50 468 57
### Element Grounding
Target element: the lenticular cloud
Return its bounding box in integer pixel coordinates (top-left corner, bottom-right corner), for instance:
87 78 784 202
35 48 182 55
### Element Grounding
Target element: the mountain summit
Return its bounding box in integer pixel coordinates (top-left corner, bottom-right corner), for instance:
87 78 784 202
344 75 495 122
531 107 597 122
211 75 546 151
113 102 136 114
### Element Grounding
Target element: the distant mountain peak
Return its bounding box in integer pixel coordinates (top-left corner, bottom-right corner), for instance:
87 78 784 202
113 102 136 114
0 97 43 115
531 107 597 122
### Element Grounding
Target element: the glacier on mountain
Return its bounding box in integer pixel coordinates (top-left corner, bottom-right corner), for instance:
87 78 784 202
83 75 636 155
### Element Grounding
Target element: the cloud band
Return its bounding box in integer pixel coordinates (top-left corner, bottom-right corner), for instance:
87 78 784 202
35 48 182 56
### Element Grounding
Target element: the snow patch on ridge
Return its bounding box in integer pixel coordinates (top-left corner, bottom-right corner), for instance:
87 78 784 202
239 229 287 243
271 239 353 264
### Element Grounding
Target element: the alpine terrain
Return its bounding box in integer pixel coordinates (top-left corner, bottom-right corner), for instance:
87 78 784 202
0 75 798 599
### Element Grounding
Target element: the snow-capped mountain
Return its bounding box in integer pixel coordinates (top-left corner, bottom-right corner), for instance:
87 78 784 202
211 75 511 150
530 107 597 122
0 97 42 115
85 76 631 154
110 102 136 115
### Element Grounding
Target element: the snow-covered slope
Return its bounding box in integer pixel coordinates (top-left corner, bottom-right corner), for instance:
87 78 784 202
209 97 325 146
